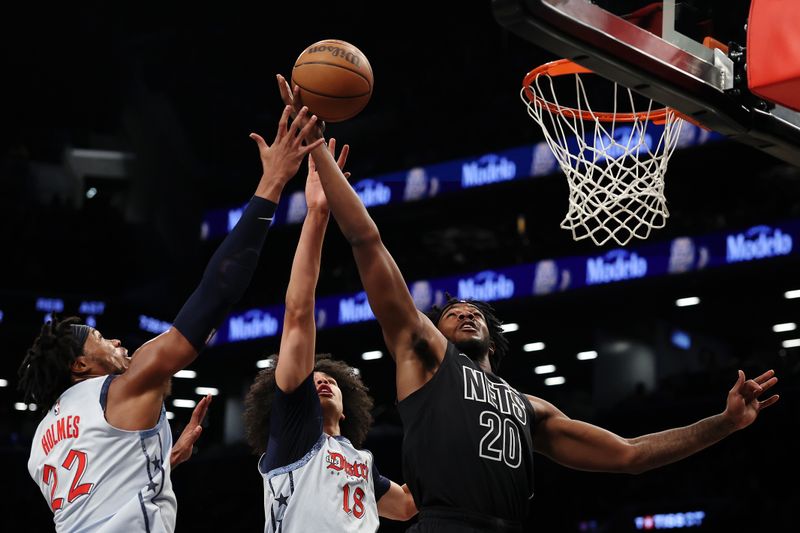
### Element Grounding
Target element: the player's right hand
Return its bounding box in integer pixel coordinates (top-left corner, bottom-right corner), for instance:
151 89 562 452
277 74 325 139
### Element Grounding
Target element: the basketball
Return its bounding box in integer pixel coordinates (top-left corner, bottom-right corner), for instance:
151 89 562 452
291 39 373 123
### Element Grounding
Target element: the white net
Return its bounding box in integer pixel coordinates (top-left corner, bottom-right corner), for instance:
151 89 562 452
521 68 683 246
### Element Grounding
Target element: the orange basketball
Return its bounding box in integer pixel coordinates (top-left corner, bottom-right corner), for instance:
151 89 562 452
291 39 373 123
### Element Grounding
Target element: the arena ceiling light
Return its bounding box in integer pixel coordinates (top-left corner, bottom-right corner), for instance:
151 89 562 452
544 376 566 386
174 370 197 379
784 289 800 299
675 296 701 307
501 323 520 333
256 359 274 369
772 322 797 333
523 342 546 352
361 350 383 361
576 350 598 360
0 379 7 387
173 399 197 408
782 339 800 348
195 387 219 396
534 364 556 374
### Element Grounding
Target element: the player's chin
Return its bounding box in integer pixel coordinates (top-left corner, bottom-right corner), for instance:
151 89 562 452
452 329 482 343
453 337 491 359
318 395 343 414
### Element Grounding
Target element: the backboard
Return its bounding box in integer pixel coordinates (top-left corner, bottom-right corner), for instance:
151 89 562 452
493 0 800 167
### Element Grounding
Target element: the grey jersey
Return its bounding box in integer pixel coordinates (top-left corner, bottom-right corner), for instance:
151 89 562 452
258 375 390 533
261 434 382 533
28 376 177 532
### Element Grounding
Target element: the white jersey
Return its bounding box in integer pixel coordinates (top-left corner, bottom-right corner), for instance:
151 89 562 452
28 375 177 532
261 434 381 533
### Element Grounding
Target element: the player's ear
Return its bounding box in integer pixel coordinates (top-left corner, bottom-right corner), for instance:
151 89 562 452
70 355 91 376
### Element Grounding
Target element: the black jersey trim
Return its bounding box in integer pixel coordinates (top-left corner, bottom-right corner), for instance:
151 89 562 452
137 491 151 533
100 375 115 410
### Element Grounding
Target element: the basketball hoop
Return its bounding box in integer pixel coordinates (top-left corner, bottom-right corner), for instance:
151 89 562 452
521 59 684 246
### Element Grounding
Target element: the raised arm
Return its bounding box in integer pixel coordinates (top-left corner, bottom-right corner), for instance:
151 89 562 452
277 74 446 401
275 139 348 393
530 369 779 474
107 107 324 429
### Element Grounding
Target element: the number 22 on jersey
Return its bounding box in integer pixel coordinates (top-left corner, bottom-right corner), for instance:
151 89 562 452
42 449 94 511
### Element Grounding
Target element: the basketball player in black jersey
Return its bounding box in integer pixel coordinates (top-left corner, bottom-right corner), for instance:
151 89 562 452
279 76 781 532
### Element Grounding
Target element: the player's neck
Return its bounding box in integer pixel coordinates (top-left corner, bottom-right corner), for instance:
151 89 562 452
71 372 105 384
322 416 342 439
475 354 492 374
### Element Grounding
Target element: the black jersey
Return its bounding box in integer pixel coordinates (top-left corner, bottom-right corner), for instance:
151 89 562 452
397 341 536 522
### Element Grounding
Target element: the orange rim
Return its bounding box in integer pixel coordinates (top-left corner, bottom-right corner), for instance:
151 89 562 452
522 59 672 124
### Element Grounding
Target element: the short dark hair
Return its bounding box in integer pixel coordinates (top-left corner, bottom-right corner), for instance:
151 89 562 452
18 316 84 414
426 295 510 373
243 353 374 454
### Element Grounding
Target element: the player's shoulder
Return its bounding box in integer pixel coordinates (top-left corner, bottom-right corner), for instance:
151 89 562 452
524 394 561 420
338 438 375 459
62 375 109 398
53 376 113 418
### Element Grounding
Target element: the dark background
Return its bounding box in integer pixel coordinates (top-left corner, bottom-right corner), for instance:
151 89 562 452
1 1 798 531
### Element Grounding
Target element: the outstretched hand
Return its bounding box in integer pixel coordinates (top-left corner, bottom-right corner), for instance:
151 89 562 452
249 105 325 202
306 138 350 212
277 73 325 141
723 369 779 431
170 394 212 469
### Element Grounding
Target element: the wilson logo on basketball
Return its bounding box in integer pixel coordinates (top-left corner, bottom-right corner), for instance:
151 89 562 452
306 45 362 67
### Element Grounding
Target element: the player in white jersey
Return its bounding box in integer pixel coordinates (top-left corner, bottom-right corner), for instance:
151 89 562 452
18 107 325 532
243 139 417 532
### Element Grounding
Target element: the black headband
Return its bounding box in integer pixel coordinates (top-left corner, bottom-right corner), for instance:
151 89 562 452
70 324 92 353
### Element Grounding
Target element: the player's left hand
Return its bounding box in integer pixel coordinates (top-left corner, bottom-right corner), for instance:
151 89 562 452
250 106 324 197
170 394 212 469
723 369 779 431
